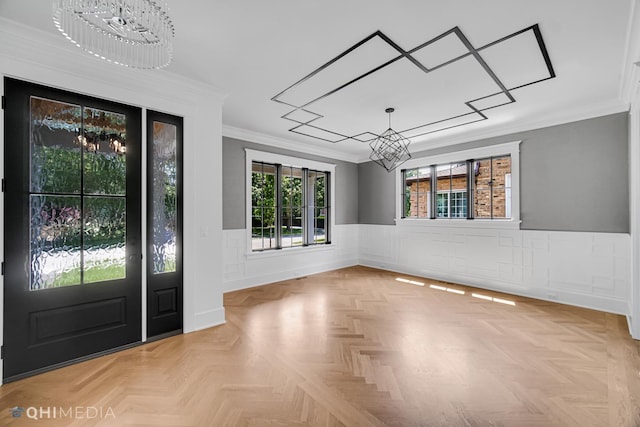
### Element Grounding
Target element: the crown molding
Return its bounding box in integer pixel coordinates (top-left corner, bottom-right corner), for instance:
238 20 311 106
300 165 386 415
0 16 228 106
226 96 628 165
620 0 640 104
355 100 630 163
222 125 360 163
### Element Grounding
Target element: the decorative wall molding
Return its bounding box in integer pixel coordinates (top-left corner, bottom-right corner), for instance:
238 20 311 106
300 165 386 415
358 224 630 316
224 223 630 319
223 225 359 293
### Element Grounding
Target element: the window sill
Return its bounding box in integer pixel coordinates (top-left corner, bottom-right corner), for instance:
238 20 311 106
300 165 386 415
245 243 334 259
394 218 521 230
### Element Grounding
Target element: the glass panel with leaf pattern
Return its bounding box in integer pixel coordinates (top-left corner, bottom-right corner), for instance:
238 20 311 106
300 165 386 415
29 97 128 290
151 121 177 273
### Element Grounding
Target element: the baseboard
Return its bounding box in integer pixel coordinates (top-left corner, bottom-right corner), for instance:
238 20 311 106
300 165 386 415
223 258 359 293
358 258 629 316
190 307 226 332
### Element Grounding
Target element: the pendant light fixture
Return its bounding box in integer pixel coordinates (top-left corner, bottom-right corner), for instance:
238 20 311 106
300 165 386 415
369 108 412 172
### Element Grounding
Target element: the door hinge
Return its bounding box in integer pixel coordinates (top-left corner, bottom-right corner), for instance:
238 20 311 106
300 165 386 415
1 262 4 276
1 346 3 359
1 96 5 110
1 178 5 192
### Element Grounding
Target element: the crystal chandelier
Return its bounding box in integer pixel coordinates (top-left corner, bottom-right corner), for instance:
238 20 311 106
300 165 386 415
52 0 175 69
369 108 411 172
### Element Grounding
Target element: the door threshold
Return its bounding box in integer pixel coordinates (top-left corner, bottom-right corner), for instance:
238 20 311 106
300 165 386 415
2 341 143 384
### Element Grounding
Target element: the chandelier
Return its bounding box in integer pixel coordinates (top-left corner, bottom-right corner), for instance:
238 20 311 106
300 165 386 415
52 0 175 69
369 108 411 172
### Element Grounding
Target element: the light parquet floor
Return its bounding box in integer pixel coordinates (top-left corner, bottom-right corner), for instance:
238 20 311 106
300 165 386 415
0 265 639 426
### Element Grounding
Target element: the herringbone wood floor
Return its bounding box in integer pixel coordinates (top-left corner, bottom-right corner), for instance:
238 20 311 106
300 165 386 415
0 266 639 426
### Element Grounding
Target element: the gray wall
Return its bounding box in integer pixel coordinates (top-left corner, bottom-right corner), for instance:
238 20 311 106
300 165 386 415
358 112 630 233
358 161 397 225
222 137 359 229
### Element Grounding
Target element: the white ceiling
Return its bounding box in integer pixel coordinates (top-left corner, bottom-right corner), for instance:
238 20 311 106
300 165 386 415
0 0 634 161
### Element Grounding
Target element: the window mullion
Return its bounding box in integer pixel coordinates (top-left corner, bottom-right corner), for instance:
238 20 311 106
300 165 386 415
80 107 85 284
448 164 452 219
490 157 494 220
275 163 282 249
302 168 310 246
467 159 474 220
325 172 331 244
429 165 436 219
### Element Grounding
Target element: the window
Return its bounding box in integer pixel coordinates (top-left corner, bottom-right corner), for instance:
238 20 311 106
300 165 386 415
251 162 277 250
280 165 303 248
404 167 431 218
472 156 512 219
247 150 334 252
437 191 467 218
396 141 520 225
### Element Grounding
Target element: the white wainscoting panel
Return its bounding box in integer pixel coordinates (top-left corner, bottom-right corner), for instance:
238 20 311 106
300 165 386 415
223 225 359 292
359 224 630 315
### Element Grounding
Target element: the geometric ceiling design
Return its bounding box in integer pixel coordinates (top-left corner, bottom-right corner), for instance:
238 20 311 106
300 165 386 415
272 24 555 144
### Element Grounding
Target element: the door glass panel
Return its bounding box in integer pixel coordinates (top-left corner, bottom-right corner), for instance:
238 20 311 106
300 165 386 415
151 121 177 273
84 196 126 283
29 97 129 289
30 195 82 290
30 97 82 194
83 107 127 195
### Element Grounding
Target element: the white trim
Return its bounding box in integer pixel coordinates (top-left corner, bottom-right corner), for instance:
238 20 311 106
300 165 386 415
395 141 521 229
396 218 522 230
225 125 359 164
192 308 226 332
401 140 520 169
355 104 628 163
620 0 640 103
245 149 336 172
245 243 335 260
629 89 640 339
244 149 336 256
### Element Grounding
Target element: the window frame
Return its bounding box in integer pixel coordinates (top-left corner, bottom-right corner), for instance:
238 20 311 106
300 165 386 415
245 149 335 255
395 141 521 229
